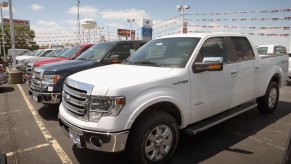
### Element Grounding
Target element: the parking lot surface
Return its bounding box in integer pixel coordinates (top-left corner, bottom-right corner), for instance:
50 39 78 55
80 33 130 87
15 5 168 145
0 83 291 164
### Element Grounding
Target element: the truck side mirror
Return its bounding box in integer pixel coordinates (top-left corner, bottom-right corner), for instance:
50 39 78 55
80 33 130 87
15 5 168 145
193 57 223 73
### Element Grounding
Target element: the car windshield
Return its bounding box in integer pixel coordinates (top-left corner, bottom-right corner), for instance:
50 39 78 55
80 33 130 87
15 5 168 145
46 49 61 57
33 50 44 56
22 51 32 56
53 48 70 57
59 46 81 58
76 42 114 61
126 37 200 68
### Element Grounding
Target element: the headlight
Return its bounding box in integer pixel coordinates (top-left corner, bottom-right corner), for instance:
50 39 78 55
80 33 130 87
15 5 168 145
89 96 126 122
41 74 60 88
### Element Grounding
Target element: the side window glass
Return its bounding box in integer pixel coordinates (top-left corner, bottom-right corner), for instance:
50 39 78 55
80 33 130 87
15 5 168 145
231 37 255 61
109 43 134 61
196 37 230 63
274 46 287 54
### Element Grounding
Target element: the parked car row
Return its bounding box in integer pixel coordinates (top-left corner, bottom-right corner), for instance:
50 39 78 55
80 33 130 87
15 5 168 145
28 40 146 104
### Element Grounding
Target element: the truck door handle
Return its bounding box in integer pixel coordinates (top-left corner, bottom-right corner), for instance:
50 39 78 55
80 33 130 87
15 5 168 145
230 69 237 75
254 65 260 70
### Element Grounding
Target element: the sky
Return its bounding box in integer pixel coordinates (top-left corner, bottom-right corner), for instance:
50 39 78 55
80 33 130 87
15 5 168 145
2 0 291 51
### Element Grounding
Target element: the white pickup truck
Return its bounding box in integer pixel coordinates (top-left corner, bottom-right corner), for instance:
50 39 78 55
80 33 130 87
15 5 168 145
59 33 289 164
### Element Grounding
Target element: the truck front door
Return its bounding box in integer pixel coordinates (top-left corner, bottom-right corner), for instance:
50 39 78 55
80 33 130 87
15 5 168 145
189 37 238 122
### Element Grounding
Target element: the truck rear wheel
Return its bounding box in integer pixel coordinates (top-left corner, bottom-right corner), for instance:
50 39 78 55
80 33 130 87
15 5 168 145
127 111 179 164
257 81 279 113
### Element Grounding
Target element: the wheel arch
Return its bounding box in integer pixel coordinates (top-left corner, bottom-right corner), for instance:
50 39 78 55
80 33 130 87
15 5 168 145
127 101 183 130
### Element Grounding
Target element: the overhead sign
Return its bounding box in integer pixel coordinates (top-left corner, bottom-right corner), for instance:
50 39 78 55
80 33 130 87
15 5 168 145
117 29 130 37
3 18 30 29
141 27 152 37
142 19 153 28
142 18 153 41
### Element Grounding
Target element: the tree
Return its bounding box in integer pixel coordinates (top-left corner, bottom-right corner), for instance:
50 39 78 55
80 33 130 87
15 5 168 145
0 24 39 53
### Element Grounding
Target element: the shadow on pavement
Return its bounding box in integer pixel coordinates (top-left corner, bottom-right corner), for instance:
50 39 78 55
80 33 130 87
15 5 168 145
170 100 291 164
69 101 291 164
72 145 129 164
0 86 14 93
38 104 59 121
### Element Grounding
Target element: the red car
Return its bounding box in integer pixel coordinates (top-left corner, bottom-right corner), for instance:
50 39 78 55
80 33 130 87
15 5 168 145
33 44 93 67
25 44 93 83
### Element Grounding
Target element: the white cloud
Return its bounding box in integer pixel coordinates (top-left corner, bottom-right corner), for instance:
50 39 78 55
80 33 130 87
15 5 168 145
67 6 98 18
31 3 43 11
32 20 66 33
100 8 149 26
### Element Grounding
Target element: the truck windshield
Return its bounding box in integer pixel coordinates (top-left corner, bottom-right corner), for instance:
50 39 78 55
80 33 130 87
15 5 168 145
126 37 200 68
76 42 114 61
60 46 81 58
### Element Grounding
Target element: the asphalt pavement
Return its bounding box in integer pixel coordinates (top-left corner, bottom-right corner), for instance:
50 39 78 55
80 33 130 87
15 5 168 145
0 82 291 164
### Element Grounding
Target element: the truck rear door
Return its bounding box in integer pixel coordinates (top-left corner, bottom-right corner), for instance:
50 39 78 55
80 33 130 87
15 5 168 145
228 37 260 106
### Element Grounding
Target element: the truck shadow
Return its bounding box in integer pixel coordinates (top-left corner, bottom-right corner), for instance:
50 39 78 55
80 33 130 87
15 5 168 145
71 100 291 164
37 104 59 121
0 86 14 93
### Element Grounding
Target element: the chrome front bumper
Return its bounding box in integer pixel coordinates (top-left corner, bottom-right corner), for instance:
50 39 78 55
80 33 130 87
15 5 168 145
29 89 61 104
59 114 129 152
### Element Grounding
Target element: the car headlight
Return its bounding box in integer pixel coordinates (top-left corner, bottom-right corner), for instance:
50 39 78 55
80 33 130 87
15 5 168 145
89 96 126 122
41 74 60 88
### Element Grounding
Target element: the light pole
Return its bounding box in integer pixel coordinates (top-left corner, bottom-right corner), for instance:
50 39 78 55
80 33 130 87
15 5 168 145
176 5 190 33
126 18 135 40
77 0 80 44
8 0 16 70
0 1 8 61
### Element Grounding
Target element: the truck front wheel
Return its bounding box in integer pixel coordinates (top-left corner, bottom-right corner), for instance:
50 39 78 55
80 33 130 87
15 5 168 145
257 81 279 113
127 111 179 164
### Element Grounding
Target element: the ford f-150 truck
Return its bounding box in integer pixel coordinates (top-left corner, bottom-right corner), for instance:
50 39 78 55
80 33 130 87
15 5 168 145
58 33 288 164
29 40 146 105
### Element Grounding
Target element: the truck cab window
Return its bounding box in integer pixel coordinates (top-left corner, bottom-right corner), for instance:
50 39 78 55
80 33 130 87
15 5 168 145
231 37 255 61
196 37 230 63
109 44 134 61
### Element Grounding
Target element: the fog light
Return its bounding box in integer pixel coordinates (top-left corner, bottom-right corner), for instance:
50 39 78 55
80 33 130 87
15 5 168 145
90 136 102 148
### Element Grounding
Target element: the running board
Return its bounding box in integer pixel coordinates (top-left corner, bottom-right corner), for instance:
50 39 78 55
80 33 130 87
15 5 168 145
183 101 257 135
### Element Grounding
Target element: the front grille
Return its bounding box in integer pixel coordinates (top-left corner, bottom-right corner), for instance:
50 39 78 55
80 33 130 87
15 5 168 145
30 70 42 90
63 83 88 119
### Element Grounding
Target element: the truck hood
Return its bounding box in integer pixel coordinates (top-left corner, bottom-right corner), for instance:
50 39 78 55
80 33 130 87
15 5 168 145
68 64 173 96
33 57 69 67
42 60 98 74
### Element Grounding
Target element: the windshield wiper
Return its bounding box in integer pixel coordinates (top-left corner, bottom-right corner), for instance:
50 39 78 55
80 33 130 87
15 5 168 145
133 60 161 67
77 58 88 61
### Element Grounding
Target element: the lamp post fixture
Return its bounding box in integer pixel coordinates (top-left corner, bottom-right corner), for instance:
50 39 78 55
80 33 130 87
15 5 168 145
126 18 135 40
77 0 80 44
176 5 190 33
8 0 16 70
0 1 8 61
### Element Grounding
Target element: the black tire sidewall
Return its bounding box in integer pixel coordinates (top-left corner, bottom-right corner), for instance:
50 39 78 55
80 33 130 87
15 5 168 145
258 81 279 113
127 111 179 164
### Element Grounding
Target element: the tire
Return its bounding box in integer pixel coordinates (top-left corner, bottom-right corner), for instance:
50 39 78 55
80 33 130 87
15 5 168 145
257 81 279 114
127 111 179 164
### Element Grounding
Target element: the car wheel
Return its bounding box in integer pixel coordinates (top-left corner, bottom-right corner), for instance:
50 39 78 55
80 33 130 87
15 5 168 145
257 81 279 113
127 111 179 164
